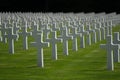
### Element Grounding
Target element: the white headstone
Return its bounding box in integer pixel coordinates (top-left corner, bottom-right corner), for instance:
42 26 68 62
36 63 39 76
31 32 49 67
78 24 88 48
0 23 7 43
13 22 19 35
5 27 18 54
100 26 106 40
70 27 80 51
51 22 59 31
19 26 31 50
113 32 120 62
42 24 51 40
46 31 62 60
31 23 42 39
86 23 93 45
59 27 73 55
100 35 119 71
93 23 101 41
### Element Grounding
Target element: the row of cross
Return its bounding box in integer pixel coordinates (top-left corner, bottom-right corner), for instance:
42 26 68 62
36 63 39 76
0 12 120 70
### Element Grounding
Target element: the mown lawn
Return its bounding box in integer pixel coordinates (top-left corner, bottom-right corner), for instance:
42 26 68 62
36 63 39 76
0 25 120 80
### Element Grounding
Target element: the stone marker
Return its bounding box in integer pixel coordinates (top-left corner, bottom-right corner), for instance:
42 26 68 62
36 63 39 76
46 31 62 60
13 22 19 35
100 27 106 40
5 27 18 54
31 23 42 39
105 22 110 38
59 27 73 55
51 22 59 31
108 20 113 35
42 24 51 40
100 35 119 71
78 25 88 48
19 26 31 50
93 23 101 42
86 23 93 45
31 32 49 67
0 23 7 43
113 32 120 62
70 27 80 51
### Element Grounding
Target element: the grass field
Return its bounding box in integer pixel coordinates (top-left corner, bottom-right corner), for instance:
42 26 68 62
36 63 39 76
0 25 120 80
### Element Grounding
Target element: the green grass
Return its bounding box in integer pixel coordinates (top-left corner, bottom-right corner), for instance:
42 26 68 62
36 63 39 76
0 25 120 80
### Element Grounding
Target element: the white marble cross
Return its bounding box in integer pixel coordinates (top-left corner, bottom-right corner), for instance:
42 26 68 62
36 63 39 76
13 22 19 35
51 22 59 31
31 23 42 39
31 32 49 67
59 27 73 55
46 31 62 60
13 22 20 41
59 22 65 36
5 27 18 54
108 20 113 35
42 24 51 40
0 23 7 43
113 32 120 62
70 27 80 51
19 26 31 50
105 21 111 38
86 23 93 45
100 27 106 40
78 24 88 48
93 23 101 42
100 35 119 71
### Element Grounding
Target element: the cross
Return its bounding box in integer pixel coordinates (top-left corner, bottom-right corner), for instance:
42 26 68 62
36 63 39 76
42 24 51 40
51 22 60 31
0 22 7 43
13 22 20 41
46 31 62 60
107 20 113 35
104 21 112 38
113 32 120 62
18 24 31 50
78 24 88 48
100 35 119 71
59 22 65 36
100 23 106 40
93 22 101 41
5 27 18 54
31 22 42 39
31 32 49 67
13 22 20 35
59 27 73 55
86 23 94 45
69 27 80 51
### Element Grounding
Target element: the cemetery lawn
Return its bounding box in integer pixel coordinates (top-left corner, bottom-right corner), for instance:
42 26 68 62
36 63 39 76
0 25 120 80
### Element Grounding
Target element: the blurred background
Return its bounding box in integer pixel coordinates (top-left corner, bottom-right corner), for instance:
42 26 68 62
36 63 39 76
0 0 120 13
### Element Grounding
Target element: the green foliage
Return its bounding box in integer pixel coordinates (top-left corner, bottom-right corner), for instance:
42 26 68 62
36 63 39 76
0 25 120 80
